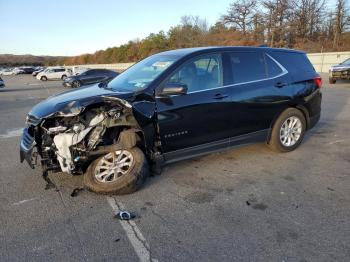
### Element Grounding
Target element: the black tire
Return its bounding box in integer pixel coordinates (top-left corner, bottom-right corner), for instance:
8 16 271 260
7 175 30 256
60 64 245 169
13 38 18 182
84 147 149 195
329 78 336 84
73 80 81 88
268 108 306 152
61 75 67 81
40 76 47 81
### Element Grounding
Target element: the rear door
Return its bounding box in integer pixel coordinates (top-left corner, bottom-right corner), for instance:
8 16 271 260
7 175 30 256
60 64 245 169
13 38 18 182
225 51 293 138
156 53 233 155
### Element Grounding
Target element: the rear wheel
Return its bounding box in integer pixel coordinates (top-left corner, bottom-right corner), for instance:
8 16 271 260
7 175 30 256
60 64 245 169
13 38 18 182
61 75 67 80
268 108 306 152
40 76 47 81
329 77 336 84
84 147 149 195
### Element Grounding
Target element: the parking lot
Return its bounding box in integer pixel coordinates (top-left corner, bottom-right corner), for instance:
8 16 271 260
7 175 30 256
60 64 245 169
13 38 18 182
0 74 349 262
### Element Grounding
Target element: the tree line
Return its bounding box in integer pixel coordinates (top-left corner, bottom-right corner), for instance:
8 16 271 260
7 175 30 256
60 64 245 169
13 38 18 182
60 0 350 66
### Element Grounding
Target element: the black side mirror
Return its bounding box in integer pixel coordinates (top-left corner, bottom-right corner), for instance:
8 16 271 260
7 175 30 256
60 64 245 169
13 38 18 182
160 83 187 96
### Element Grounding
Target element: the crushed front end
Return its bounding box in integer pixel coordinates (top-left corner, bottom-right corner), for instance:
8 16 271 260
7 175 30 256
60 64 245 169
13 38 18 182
20 98 142 176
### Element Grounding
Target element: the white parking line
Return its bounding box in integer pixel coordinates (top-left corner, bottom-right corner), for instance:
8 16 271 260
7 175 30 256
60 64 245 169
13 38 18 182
106 197 158 262
0 128 23 139
12 198 37 206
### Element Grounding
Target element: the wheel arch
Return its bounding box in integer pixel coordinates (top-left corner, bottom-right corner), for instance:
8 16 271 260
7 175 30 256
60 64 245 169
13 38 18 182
267 105 310 144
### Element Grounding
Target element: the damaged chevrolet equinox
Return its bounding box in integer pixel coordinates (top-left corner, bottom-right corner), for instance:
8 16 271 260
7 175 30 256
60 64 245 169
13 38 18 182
20 47 322 194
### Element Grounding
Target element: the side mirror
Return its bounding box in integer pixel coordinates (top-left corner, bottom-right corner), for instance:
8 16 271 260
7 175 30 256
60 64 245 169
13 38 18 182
160 83 187 96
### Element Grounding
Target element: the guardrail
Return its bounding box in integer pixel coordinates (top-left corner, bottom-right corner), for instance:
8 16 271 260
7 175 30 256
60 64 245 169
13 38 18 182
66 51 350 73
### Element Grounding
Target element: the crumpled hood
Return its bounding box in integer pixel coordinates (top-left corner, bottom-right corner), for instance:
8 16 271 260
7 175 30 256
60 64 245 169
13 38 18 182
29 84 132 119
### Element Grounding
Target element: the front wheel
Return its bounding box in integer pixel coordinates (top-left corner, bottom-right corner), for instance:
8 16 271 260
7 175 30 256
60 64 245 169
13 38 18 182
40 76 47 81
329 77 336 84
61 75 67 80
73 80 81 88
84 147 149 195
268 108 306 152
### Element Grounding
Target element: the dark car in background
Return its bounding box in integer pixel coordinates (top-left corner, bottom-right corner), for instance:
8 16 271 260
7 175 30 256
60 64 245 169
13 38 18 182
20 46 322 195
329 58 350 84
0 77 4 87
63 69 119 88
32 68 45 77
21 67 36 74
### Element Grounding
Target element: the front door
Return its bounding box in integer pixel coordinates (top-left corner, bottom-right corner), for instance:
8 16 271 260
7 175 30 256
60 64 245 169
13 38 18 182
155 53 233 156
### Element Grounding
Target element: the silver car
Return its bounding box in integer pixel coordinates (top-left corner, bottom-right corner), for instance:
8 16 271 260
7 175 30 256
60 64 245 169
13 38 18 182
329 58 350 84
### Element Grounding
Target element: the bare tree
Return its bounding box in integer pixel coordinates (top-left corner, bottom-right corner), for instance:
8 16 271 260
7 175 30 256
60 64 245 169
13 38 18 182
263 0 291 47
333 0 350 49
222 0 257 35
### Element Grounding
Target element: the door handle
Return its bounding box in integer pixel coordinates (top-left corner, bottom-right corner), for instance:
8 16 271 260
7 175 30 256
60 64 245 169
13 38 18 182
275 82 287 88
213 94 229 100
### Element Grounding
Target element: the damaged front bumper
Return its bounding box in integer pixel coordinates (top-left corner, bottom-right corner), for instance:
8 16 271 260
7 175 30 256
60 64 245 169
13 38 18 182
19 127 36 169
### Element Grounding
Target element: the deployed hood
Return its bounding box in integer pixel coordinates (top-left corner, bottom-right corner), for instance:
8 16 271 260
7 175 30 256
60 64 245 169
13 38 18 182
29 84 133 119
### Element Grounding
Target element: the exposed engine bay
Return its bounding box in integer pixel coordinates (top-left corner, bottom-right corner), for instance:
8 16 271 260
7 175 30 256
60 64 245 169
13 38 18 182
26 98 143 175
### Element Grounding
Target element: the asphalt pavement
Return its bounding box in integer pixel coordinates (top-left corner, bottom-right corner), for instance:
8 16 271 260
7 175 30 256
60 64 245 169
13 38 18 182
0 74 349 262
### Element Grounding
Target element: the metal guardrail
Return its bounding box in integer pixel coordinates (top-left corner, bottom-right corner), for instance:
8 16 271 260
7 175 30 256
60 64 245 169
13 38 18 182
66 51 350 73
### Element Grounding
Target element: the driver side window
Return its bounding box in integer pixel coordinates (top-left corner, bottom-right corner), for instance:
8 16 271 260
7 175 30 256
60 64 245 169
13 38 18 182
167 54 223 93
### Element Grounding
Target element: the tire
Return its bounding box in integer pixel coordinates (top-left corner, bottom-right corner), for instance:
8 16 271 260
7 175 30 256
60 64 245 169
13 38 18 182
40 76 47 81
73 80 81 88
329 78 336 84
84 147 149 195
61 75 67 81
268 108 306 152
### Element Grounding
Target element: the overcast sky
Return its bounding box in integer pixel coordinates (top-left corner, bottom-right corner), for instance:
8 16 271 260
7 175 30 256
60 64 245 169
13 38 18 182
0 0 337 56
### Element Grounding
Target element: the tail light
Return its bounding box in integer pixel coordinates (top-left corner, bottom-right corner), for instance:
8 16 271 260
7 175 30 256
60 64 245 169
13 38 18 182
314 76 322 88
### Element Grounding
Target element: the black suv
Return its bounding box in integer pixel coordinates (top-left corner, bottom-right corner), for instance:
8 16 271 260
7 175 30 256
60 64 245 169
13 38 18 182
20 47 322 194
63 69 119 88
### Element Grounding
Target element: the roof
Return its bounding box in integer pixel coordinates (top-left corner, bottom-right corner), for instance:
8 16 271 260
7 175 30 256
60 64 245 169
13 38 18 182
157 46 305 58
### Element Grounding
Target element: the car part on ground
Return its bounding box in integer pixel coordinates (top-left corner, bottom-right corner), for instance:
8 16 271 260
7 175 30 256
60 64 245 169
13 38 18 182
329 58 350 84
20 46 322 195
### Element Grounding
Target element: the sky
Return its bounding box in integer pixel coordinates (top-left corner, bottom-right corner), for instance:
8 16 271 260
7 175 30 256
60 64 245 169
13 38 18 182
0 0 233 56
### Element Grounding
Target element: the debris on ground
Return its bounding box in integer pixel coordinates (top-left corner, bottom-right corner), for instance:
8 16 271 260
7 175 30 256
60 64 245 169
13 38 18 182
115 238 120 242
71 187 85 197
115 211 137 220
246 201 251 206
42 171 58 191
327 187 335 191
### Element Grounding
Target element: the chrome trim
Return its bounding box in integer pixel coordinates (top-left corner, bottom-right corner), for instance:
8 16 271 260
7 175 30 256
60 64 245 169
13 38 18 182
156 53 288 97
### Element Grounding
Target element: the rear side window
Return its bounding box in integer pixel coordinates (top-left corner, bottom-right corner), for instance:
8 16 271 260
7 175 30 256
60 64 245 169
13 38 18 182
271 51 315 75
229 52 267 84
265 54 283 77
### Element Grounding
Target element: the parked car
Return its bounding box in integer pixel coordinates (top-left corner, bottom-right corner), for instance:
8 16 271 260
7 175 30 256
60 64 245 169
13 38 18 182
13 68 25 75
0 77 4 87
63 69 119 88
20 46 322 195
329 58 350 84
36 67 72 81
32 68 45 77
21 67 36 74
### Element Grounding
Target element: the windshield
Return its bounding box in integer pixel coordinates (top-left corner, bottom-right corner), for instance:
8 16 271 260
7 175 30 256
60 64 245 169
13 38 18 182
108 54 179 92
341 58 350 65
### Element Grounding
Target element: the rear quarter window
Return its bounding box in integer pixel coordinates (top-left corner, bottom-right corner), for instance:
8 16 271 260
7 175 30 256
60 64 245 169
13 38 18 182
271 51 315 76
265 54 283 77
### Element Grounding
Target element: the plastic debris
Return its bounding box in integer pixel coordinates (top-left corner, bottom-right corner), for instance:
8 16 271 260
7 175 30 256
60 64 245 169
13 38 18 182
115 211 136 220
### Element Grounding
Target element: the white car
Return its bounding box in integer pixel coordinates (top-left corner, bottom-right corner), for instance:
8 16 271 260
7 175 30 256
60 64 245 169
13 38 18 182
1 69 14 75
36 67 72 81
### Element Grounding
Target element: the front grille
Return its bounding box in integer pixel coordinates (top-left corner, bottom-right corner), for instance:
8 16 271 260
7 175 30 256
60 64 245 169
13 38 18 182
26 114 41 126
21 129 35 150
